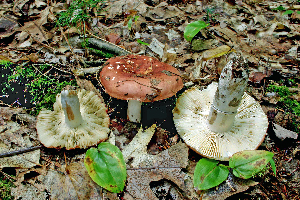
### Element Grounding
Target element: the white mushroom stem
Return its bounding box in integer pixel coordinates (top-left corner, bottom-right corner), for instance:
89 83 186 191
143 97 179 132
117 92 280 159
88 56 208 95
127 100 142 123
61 90 83 128
207 55 248 132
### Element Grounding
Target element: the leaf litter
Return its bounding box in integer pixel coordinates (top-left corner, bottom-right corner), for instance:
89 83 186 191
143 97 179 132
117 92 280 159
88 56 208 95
0 0 300 199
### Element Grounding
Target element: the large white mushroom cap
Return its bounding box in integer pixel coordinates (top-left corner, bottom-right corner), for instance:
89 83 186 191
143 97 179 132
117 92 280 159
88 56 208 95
36 89 110 150
173 82 268 161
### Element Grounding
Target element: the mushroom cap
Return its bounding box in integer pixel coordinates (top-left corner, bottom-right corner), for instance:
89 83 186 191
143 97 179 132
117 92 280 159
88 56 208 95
173 82 268 161
100 55 183 102
36 89 110 150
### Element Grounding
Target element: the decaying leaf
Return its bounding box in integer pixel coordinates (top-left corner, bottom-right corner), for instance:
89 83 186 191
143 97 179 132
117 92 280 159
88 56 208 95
148 38 165 58
0 17 19 38
202 45 235 61
122 124 157 167
18 7 53 44
12 162 103 199
272 122 298 140
144 2 184 22
0 107 40 168
122 125 196 199
11 183 48 200
126 142 193 200
42 162 103 199
200 172 258 200
104 0 148 19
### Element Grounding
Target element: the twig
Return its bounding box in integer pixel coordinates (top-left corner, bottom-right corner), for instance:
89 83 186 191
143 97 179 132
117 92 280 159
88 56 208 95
57 24 81 68
87 30 132 55
0 146 43 158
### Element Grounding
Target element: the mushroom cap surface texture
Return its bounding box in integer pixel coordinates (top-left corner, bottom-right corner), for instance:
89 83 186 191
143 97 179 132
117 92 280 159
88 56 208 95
173 82 268 161
100 55 183 102
36 89 110 150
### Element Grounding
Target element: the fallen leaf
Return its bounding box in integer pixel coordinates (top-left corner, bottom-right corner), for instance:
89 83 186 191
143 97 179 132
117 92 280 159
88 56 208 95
272 122 298 140
12 162 103 199
200 172 258 200
0 17 19 38
18 7 52 43
122 126 196 199
148 38 165 58
105 0 147 19
202 45 235 61
42 162 103 199
105 33 121 45
122 125 157 167
0 107 40 168
126 142 193 200
11 183 48 199
249 71 267 84
144 2 184 22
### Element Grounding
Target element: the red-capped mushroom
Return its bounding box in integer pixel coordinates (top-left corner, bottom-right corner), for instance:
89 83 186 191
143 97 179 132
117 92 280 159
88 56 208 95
100 54 183 123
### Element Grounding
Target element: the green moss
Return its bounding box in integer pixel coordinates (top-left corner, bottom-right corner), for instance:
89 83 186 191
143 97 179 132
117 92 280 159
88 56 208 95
267 80 300 131
0 61 77 115
0 174 14 200
267 84 300 116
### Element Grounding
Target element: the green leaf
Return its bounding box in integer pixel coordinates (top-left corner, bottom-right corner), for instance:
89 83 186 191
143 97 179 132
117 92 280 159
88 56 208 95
137 39 149 46
84 142 127 193
134 15 139 22
269 158 276 176
127 18 133 30
283 10 294 15
193 158 229 190
272 5 286 11
297 11 300 14
184 20 209 42
229 150 274 179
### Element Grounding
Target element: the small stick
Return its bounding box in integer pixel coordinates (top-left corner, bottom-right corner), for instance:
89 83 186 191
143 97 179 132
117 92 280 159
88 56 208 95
0 145 43 158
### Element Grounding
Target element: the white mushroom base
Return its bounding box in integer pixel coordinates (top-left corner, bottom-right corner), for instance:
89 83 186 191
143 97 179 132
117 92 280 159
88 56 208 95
36 89 110 150
173 82 268 161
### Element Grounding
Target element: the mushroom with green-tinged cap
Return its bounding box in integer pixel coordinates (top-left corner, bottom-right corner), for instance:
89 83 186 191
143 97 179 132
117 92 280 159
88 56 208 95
100 54 183 123
173 53 268 161
36 88 110 150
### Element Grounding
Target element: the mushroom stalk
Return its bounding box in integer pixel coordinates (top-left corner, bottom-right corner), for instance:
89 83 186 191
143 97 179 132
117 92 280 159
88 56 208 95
207 55 248 132
127 100 142 123
61 90 83 128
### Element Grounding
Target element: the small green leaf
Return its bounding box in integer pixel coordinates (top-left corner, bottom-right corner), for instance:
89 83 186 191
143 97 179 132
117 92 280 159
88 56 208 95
84 142 127 193
297 11 300 14
229 150 274 179
184 20 209 42
134 15 139 22
269 158 276 176
193 158 229 190
127 18 133 30
283 10 294 15
137 39 149 46
273 5 286 11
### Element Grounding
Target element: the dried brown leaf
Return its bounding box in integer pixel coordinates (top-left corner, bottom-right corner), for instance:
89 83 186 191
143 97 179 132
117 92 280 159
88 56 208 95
42 162 103 200
0 107 40 168
126 142 196 199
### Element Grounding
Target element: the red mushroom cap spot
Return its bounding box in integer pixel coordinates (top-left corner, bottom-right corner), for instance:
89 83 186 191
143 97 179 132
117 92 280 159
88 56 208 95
100 55 183 102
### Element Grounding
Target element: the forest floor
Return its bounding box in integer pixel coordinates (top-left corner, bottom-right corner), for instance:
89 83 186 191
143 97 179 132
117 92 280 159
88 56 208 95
0 0 300 199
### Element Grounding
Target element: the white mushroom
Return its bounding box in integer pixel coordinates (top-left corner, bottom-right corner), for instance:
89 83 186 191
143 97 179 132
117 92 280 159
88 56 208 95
36 88 110 150
173 54 268 161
